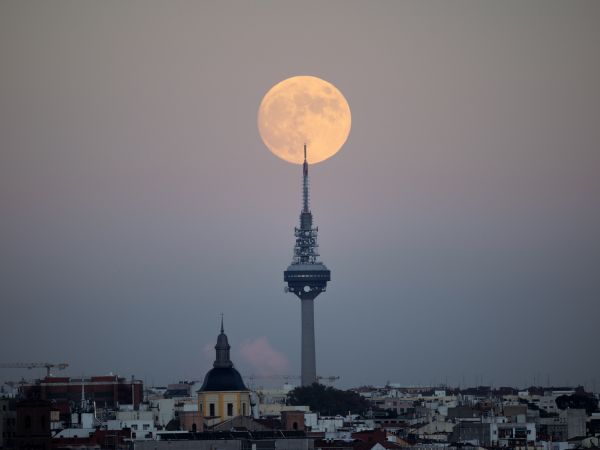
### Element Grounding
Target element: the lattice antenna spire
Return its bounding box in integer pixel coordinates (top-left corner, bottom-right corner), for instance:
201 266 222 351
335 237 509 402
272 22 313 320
292 144 320 264
302 143 309 213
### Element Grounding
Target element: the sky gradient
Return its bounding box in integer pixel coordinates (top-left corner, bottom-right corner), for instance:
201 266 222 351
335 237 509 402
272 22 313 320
1 0 599 389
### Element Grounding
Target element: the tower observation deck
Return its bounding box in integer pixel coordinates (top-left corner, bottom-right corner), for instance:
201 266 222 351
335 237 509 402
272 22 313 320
284 145 331 386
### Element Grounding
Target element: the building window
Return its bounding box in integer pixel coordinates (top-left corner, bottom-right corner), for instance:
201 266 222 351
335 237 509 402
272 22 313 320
209 403 215 417
143 424 149 431
131 424 138 430
227 403 233 416
242 403 247 416
24 415 31 429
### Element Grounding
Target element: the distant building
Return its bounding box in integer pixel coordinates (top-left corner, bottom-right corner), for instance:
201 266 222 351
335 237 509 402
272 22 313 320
282 410 306 431
20 374 143 412
450 419 536 447
537 416 568 441
165 383 193 398
15 399 52 450
562 408 587 439
450 421 494 446
447 406 482 421
496 421 536 446
136 430 313 450
502 405 527 419
0 397 17 449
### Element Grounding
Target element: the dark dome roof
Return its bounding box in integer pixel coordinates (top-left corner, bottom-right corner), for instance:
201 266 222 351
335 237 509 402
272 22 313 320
200 367 248 392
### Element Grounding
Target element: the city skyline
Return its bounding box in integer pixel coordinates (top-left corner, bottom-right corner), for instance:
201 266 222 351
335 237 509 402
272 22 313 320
1 1 599 389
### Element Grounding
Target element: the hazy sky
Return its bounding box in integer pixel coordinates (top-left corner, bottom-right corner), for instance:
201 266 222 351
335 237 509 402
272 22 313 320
1 1 599 390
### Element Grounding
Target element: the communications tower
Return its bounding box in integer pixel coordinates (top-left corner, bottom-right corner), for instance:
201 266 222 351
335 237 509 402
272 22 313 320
284 145 331 386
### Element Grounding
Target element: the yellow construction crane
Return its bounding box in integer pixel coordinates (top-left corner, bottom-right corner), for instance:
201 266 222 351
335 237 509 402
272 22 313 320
0 362 69 377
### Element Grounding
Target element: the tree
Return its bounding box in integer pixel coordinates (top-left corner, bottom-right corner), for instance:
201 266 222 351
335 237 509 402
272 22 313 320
287 383 370 416
556 394 598 415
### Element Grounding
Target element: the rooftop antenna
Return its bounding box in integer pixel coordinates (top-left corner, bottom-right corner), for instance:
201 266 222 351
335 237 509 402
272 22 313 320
220 313 224 333
80 375 85 411
131 374 136 411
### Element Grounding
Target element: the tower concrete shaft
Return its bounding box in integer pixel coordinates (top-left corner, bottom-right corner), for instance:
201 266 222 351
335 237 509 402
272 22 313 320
284 145 330 386
301 298 316 386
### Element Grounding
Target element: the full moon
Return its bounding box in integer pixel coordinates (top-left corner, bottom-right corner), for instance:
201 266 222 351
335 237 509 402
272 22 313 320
258 75 351 165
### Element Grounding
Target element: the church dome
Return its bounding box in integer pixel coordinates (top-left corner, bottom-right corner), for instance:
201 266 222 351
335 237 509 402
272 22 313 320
199 316 248 392
200 367 247 392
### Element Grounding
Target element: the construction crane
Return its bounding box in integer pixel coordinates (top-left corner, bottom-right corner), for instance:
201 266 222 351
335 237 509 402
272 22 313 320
246 374 299 386
317 375 340 384
0 362 69 377
246 374 339 386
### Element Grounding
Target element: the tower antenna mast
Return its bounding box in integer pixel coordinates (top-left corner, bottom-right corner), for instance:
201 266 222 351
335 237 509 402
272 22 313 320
303 144 309 213
284 145 331 386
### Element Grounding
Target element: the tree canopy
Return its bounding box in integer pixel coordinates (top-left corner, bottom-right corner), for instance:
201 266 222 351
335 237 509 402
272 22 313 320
556 394 598 415
287 383 371 416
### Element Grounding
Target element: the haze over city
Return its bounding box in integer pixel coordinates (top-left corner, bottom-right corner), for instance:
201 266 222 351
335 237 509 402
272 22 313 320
1 0 599 390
